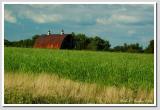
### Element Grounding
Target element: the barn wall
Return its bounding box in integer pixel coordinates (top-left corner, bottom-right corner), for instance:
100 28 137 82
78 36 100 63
34 34 75 49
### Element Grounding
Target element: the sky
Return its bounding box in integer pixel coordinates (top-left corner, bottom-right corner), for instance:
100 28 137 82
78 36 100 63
4 4 154 48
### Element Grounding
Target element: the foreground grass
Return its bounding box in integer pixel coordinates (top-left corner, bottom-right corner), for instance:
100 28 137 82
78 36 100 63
5 73 154 104
4 47 154 104
5 47 154 89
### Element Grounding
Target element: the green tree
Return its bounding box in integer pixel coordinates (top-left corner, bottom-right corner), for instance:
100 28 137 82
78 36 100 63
87 36 110 51
74 33 88 50
144 40 154 53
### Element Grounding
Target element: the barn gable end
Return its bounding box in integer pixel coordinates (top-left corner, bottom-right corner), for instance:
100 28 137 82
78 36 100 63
34 34 75 49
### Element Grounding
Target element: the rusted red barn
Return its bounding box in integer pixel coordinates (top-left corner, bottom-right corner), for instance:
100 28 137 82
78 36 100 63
34 30 75 49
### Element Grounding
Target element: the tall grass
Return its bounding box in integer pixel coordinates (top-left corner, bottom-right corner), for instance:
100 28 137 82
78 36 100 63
4 47 154 104
4 73 154 104
5 47 154 89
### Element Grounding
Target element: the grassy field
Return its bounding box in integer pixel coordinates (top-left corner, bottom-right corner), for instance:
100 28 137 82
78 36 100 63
4 47 154 104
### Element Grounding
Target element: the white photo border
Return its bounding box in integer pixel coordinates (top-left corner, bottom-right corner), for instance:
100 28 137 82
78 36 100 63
1 2 157 107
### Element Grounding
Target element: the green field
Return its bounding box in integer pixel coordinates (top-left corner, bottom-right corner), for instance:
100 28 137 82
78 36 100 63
4 47 154 104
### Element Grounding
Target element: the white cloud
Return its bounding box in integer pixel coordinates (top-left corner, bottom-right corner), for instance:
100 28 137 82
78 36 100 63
19 10 62 24
128 30 136 36
96 18 110 25
96 14 140 25
4 9 17 23
28 4 63 9
113 14 139 22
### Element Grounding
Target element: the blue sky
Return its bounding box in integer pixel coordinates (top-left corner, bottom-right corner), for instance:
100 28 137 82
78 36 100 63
4 4 154 48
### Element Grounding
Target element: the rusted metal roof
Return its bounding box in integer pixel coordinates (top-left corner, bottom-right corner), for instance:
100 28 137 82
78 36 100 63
34 34 69 49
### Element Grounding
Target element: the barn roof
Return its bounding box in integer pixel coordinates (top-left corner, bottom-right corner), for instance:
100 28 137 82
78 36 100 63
34 34 71 49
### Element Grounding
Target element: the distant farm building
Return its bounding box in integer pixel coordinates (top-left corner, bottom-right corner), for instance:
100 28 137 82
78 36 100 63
34 30 75 49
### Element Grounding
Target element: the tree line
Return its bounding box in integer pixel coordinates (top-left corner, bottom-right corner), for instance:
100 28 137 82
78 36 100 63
4 33 154 53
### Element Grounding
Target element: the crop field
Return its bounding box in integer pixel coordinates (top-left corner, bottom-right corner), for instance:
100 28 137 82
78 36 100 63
4 47 154 104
